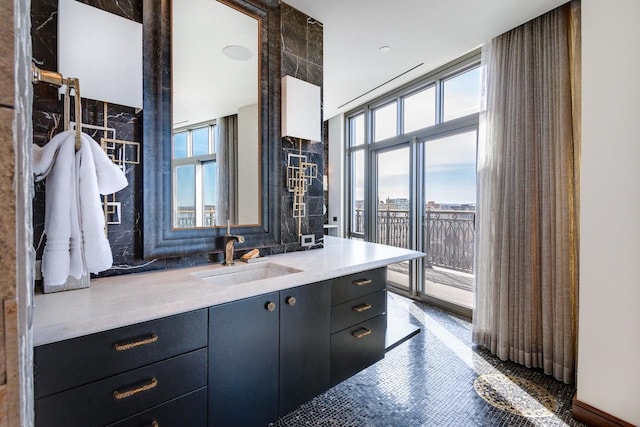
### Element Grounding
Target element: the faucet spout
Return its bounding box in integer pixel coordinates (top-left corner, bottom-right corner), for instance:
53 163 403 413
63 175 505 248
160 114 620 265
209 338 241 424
223 234 244 265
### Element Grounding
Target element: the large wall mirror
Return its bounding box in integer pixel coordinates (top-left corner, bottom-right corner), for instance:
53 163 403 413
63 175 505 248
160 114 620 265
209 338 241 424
172 0 259 228
143 0 280 259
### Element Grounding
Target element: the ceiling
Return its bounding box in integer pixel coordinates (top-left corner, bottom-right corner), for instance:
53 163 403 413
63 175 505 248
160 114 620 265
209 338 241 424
173 0 258 127
284 0 568 119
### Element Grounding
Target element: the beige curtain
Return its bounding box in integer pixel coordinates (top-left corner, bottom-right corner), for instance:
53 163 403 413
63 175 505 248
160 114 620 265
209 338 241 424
216 114 239 225
473 1 580 384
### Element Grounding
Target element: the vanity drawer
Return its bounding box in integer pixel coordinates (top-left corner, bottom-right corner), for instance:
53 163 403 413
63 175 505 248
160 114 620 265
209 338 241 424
34 309 207 399
35 348 207 427
331 290 386 334
330 315 386 386
331 268 386 305
107 387 207 427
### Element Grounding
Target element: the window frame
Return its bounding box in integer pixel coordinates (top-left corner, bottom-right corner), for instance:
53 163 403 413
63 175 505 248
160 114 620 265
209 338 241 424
172 121 217 228
345 50 481 241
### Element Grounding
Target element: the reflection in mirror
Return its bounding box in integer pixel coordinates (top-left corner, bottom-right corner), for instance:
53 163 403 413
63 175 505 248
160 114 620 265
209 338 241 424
172 0 260 229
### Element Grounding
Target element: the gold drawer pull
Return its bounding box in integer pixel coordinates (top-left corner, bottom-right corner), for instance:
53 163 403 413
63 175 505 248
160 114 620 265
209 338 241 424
352 278 372 286
352 328 372 339
352 303 372 313
150 421 159 427
114 333 158 351
113 377 158 400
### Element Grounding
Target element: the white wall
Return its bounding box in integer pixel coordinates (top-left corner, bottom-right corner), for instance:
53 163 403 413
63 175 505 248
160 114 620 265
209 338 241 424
237 103 260 225
578 0 640 424
327 114 345 236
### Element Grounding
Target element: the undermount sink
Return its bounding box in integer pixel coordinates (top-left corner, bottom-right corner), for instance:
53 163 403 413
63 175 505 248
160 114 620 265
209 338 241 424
192 262 302 286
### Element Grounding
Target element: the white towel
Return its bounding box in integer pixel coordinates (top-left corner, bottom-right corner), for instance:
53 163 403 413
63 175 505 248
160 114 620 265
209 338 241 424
77 132 128 273
33 131 83 285
33 130 128 288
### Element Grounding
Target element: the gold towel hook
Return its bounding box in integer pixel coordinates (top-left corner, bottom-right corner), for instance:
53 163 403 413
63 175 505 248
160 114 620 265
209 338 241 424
31 63 83 151
69 78 82 151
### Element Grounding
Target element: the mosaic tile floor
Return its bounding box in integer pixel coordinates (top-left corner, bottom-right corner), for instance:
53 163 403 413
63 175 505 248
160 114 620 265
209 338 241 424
274 293 584 427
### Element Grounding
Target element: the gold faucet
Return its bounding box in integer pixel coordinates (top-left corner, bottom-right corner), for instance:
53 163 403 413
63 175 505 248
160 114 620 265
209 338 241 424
223 234 244 265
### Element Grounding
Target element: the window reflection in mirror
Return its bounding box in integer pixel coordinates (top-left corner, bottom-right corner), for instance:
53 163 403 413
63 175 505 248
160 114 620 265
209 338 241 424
172 123 217 227
171 0 260 229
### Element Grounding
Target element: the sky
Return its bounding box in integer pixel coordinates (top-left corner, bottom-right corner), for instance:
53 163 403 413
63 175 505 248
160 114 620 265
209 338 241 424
374 132 477 205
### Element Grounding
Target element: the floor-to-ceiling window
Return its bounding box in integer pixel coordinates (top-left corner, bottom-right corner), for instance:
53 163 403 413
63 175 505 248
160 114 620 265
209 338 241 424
345 51 480 314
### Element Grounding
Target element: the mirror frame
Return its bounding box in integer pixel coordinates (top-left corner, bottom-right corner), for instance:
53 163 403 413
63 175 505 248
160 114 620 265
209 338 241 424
142 0 281 259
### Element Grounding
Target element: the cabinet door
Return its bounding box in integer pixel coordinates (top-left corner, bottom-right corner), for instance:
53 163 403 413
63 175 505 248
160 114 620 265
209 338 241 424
209 292 279 427
279 282 331 417
330 314 386 386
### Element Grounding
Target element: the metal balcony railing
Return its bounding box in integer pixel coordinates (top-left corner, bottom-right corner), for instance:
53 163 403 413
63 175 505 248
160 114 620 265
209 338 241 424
353 208 475 273
175 208 216 228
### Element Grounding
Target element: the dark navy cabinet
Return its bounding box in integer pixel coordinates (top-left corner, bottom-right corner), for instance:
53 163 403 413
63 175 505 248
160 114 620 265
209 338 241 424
34 310 208 427
208 291 280 427
208 281 331 427
330 268 387 386
279 281 331 417
34 268 387 427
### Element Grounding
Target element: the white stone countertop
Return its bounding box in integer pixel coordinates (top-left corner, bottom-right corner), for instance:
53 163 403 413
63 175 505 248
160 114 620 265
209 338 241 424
33 236 425 346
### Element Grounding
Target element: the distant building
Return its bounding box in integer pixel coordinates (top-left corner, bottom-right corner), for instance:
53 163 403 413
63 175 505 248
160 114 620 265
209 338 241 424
426 201 475 211
426 201 441 210
379 197 409 210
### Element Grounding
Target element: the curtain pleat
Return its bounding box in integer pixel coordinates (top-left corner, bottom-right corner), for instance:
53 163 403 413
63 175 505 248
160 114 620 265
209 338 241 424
216 114 239 225
473 1 580 384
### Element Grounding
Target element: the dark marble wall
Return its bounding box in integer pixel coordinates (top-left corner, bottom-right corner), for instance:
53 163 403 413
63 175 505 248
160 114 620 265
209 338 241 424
31 0 324 285
278 3 325 251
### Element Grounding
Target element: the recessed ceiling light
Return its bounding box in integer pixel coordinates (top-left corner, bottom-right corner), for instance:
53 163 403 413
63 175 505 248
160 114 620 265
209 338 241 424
222 45 252 61
379 45 391 53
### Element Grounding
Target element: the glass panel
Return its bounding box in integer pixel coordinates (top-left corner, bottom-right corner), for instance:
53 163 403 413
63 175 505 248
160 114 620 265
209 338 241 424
173 132 188 159
376 147 410 290
373 102 397 142
443 67 481 121
403 86 435 133
349 114 365 147
192 127 210 156
202 161 217 227
174 165 196 228
350 150 365 235
422 130 476 309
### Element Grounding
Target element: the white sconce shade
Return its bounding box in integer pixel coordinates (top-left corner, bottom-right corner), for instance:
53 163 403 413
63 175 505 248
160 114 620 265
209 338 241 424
58 0 143 109
281 76 321 141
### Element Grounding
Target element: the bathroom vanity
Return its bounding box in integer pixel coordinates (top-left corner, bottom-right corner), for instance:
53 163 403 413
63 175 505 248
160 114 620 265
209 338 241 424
33 237 423 426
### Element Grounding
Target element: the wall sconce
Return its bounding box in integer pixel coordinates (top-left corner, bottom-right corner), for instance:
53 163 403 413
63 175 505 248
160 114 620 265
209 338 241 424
281 76 321 241
58 0 143 109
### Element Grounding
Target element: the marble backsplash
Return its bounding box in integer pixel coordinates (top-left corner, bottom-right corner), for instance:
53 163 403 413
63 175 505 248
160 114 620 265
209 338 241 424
31 0 324 282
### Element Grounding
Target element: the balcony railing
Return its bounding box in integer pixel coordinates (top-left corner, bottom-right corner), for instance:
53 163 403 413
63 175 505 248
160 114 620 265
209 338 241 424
353 208 475 273
175 208 216 228
424 210 475 273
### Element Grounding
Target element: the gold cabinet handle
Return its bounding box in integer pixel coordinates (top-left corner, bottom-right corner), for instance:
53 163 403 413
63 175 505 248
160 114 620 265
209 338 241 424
149 421 159 427
285 296 297 306
352 278 372 286
113 333 158 351
265 301 277 312
352 303 372 313
352 328 372 339
113 377 158 400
